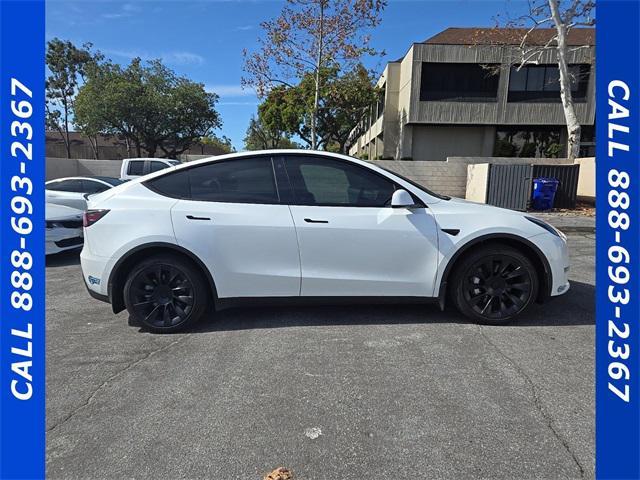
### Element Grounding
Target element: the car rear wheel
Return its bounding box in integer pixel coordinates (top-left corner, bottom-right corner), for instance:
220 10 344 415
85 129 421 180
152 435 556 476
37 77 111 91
450 244 538 325
124 254 209 333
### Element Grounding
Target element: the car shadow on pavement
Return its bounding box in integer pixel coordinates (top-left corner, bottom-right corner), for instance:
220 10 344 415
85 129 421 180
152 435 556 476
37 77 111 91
136 280 594 334
45 249 81 267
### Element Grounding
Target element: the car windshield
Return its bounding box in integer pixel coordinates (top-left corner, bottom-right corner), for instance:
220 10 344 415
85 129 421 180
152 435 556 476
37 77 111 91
374 165 451 201
168 160 180 166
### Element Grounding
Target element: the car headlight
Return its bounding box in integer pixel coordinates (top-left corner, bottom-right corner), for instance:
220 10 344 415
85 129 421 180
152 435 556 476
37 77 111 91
525 216 567 241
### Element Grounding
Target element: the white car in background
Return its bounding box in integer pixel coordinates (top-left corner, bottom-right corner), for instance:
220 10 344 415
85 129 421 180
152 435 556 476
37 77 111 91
46 203 84 255
81 150 570 333
46 176 123 210
120 158 180 181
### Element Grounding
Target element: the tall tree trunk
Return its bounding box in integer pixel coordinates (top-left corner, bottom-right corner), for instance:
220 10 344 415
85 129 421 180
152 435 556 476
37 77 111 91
124 137 132 158
63 102 71 158
87 134 99 159
549 0 581 160
311 0 325 150
147 144 156 158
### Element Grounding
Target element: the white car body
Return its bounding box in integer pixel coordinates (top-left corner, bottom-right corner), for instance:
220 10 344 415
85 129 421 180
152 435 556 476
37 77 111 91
46 203 84 255
45 176 122 210
81 151 570 328
120 158 180 181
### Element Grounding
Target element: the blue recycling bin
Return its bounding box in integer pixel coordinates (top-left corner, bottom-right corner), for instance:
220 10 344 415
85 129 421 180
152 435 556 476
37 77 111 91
531 177 559 210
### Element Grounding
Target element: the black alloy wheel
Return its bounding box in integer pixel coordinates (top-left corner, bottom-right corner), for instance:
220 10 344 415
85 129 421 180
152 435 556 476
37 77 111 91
124 254 209 333
463 254 532 319
451 245 539 324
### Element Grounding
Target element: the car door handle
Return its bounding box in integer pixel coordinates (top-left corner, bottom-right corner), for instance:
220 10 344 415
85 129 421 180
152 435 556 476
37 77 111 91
186 215 211 221
304 218 328 224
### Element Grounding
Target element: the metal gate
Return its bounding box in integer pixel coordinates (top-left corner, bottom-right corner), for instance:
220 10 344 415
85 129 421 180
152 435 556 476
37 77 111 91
486 164 533 211
532 164 581 209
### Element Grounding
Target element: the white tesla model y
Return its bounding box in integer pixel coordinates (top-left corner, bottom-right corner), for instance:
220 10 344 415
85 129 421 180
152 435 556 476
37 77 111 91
80 151 570 333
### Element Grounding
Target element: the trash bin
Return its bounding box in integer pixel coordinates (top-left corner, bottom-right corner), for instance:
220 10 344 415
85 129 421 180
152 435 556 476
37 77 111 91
531 177 559 210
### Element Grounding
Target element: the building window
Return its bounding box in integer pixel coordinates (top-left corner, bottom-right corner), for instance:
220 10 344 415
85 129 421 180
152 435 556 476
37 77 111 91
579 125 596 157
376 86 385 119
419 63 500 102
507 64 590 103
493 127 564 158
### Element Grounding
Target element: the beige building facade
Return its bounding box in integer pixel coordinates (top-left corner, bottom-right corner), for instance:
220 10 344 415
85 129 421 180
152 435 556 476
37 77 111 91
349 27 595 161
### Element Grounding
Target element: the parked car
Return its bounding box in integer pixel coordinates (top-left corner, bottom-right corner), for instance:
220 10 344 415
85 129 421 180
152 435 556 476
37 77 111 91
46 203 84 255
120 158 181 181
81 150 570 333
46 176 123 210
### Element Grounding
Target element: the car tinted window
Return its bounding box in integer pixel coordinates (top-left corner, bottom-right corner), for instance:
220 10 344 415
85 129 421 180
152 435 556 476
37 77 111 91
82 180 110 194
145 157 279 204
284 156 396 207
48 179 84 192
98 177 124 186
127 161 145 175
149 161 170 173
146 169 190 198
189 158 278 203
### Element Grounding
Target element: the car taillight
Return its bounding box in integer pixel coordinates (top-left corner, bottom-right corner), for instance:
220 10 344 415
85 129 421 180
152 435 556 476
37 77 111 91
83 209 110 227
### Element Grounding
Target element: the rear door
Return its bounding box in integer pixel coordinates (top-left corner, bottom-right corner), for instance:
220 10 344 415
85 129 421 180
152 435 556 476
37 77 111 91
152 156 301 298
281 155 440 297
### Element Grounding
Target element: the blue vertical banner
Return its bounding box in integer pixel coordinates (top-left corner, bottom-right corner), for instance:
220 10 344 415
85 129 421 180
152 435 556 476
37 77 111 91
596 0 640 478
0 0 46 478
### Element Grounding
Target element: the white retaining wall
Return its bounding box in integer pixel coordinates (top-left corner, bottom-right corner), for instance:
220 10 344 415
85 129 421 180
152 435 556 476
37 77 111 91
370 157 574 198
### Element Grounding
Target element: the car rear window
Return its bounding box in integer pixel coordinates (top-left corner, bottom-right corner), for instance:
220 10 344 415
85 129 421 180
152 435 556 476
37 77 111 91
127 161 145 176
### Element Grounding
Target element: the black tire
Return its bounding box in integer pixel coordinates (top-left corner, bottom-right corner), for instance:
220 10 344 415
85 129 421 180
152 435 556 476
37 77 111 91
450 244 538 325
123 253 210 333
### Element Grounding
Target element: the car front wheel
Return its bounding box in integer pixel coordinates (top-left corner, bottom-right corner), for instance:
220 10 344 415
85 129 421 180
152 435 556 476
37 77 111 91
451 244 539 324
123 254 209 333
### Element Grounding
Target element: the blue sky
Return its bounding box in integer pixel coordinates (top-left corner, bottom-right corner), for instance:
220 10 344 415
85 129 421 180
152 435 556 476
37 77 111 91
46 0 530 150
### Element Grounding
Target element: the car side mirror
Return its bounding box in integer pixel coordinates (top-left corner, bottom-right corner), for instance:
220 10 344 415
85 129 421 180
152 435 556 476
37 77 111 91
391 189 417 208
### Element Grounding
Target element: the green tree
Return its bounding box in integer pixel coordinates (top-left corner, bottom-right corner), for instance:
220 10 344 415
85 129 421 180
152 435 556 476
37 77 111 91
318 64 379 153
199 135 236 154
243 0 386 149
259 86 309 145
46 38 99 158
243 115 300 150
76 58 221 158
254 65 378 152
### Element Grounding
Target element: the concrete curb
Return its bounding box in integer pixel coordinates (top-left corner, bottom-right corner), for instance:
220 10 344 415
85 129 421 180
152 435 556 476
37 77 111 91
556 226 595 234
531 213 595 235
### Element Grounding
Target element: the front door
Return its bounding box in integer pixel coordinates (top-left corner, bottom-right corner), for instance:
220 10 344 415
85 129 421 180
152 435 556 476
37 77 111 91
281 155 440 297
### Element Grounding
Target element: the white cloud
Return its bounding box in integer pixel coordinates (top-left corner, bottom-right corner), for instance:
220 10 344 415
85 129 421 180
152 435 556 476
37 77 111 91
100 2 141 20
218 101 259 106
122 3 140 12
103 48 204 66
164 51 205 66
235 25 255 31
205 84 255 97
102 12 129 19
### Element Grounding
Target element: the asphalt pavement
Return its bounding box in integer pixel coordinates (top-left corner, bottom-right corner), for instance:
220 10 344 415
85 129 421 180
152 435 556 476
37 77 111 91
46 233 595 480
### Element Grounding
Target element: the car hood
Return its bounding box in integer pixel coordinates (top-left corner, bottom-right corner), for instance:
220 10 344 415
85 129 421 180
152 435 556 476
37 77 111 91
46 203 84 221
443 196 526 216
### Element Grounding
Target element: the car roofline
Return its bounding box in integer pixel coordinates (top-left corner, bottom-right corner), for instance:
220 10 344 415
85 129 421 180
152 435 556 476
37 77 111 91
131 150 444 204
45 176 114 187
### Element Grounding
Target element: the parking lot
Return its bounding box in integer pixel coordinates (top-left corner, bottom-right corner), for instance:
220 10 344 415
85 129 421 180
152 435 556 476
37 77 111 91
46 233 595 480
